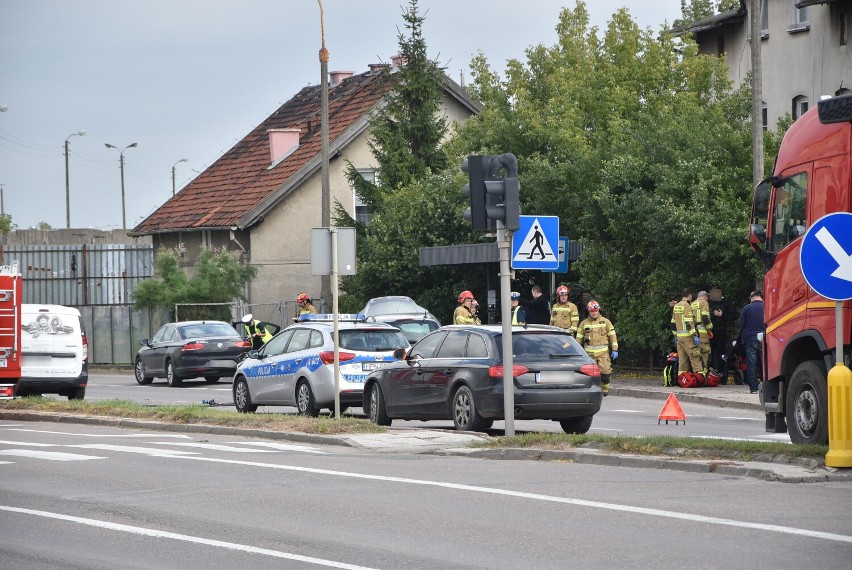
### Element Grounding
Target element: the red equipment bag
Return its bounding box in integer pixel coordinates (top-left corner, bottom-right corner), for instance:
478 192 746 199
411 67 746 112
705 370 722 387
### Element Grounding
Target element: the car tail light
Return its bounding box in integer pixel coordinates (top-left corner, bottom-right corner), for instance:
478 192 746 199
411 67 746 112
579 363 601 377
82 333 88 362
182 341 206 352
235 340 251 349
488 364 529 379
319 351 356 365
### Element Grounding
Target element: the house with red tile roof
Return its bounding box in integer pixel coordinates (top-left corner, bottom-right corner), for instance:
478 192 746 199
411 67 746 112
130 62 479 310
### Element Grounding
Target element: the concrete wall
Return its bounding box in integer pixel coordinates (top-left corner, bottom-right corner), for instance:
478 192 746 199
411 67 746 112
3 228 151 246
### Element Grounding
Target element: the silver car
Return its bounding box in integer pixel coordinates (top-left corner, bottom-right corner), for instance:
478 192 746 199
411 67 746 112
361 296 441 344
233 314 410 416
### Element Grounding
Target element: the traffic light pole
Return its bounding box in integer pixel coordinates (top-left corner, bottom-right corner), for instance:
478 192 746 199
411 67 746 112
498 223 515 437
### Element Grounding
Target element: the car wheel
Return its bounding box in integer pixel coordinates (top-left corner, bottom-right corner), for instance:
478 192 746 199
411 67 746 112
204 376 220 383
786 360 828 445
67 387 86 401
368 383 391 426
134 358 153 385
452 385 489 432
296 380 320 417
559 415 593 434
233 377 258 413
166 360 182 387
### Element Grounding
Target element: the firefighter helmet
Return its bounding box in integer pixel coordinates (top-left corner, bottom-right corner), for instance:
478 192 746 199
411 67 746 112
587 300 600 311
458 290 474 303
556 285 570 296
296 293 309 304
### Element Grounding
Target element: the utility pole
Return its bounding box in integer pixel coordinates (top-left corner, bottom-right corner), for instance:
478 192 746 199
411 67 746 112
318 0 331 310
750 0 764 187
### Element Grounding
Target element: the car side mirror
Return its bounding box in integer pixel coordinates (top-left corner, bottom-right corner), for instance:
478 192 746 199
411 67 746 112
139 338 149 346
393 347 407 359
248 349 262 359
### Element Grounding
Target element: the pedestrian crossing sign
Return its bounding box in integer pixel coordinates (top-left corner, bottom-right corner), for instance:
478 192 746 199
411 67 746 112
511 215 559 270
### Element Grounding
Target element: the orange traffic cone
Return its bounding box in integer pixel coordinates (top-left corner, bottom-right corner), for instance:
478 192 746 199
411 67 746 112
658 392 686 425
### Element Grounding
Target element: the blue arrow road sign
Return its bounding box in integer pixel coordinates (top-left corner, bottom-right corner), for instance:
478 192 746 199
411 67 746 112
512 215 559 270
800 212 852 301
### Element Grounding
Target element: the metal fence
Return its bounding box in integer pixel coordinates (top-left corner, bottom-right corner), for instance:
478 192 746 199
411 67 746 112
79 305 171 366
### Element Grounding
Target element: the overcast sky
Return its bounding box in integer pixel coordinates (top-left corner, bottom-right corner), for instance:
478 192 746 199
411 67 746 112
0 0 683 231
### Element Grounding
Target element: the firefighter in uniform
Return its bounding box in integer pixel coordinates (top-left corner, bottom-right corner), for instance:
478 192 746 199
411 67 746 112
453 290 479 324
576 300 619 396
670 289 703 382
510 291 526 325
550 285 579 335
691 290 713 375
296 293 317 319
242 313 272 350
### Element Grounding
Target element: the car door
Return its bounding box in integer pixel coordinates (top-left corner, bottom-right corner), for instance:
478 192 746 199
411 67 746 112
247 330 293 404
141 325 171 376
419 330 469 414
386 330 447 416
278 328 315 404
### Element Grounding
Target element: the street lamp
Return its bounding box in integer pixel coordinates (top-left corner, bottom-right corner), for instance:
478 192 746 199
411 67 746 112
171 158 188 197
64 130 86 228
105 142 138 229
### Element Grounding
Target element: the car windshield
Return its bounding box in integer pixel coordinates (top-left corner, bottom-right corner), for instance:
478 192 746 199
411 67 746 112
180 323 240 339
339 329 409 351
364 297 424 316
385 319 440 343
496 332 584 359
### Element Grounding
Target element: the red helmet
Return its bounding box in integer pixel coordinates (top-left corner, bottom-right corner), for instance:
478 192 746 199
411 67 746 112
587 300 600 311
556 285 570 296
296 293 309 304
458 290 474 303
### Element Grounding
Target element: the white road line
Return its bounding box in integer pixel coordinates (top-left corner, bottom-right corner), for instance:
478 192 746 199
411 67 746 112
718 416 762 421
0 449 106 461
147 442 277 453
0 440 56 447
610 409 644 413
7 429 192 438
0 506 376 569
225 441 327 454
169 455 851 545
69 444 200 457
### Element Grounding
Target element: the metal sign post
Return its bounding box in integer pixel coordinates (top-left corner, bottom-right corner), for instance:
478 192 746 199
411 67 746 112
497 223 514 437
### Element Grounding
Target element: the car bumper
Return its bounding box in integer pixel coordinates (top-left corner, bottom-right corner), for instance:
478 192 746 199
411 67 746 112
476 385 602 420
18 364 89 394
175 357 239 378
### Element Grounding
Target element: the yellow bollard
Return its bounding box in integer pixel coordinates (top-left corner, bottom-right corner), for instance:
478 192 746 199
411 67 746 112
826 364 852 468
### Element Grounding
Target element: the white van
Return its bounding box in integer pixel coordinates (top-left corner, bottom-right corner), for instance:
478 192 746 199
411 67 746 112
18 304 88 400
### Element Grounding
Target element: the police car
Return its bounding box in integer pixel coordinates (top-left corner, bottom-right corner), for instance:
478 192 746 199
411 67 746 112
233 314 410 416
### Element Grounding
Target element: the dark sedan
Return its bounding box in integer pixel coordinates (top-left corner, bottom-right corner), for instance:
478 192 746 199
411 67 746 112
362 324 602 433
134 321 251 387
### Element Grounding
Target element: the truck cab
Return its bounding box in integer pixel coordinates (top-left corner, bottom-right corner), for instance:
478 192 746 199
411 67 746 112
748 94 852 445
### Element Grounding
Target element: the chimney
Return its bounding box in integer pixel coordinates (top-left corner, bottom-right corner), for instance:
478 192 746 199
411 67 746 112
391 54 407 71
369 63 389 73
267 128 301 167
329 70 354 86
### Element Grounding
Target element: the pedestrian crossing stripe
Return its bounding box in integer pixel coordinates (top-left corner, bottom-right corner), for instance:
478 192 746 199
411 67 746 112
511 215 559 270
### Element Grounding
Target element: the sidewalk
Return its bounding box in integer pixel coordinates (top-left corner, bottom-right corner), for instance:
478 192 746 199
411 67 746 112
610 375 762 412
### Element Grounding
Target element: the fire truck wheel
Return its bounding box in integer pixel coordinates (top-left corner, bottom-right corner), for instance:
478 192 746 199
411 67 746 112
786 360 828 446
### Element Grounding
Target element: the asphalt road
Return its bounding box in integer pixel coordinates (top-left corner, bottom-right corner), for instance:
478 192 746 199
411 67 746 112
80 371 791 443
0 420 848 569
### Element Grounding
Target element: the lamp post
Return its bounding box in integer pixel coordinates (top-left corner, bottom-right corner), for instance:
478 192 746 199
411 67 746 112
64 130 86 229
171 158 188 197
105 142 138 229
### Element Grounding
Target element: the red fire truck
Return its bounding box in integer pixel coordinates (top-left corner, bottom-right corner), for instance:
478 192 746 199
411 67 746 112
0 263 22 399
748 94 852 445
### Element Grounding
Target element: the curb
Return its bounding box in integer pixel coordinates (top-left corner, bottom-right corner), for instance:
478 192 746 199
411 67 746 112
611 386 763 411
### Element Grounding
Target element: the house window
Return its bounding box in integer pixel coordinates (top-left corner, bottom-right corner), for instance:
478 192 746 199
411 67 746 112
354 169 376 225
760 0 769 37
789 1 808 32
792 95 809 120
762 102 768 131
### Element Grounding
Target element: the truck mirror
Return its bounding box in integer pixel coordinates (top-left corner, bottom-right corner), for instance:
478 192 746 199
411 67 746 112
749 223 766 244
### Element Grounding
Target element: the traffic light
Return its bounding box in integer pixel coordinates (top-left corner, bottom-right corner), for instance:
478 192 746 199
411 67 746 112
461 153 521 232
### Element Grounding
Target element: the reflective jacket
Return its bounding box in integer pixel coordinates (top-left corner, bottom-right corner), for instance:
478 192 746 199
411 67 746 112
576 315 618 356
453 305 478 325
670 298 696 338
550 301 579 334
691 298 712 332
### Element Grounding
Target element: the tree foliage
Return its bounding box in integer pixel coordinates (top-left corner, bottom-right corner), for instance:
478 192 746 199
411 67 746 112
0 214 14 236
132 247 257 321
454 1 763 355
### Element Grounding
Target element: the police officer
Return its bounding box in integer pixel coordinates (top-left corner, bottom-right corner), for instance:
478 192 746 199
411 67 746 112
509 292 526 325
576 300 619 396
454 290 479 324
550 285 579 335
670 289 703 383
242 313 272 350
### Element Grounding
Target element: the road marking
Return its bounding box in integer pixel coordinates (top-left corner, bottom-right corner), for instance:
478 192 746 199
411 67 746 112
718 416 762 421
147 442 277 453
609 409 644 413
0 440 56 446
69 444 200 457
7 429 192 439
224 441 328 454
167 455 851 544
0 506 376 569
0 449 106 461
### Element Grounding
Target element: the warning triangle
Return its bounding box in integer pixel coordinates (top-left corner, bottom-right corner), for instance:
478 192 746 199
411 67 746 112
513 217 556 263
657 392 686 424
